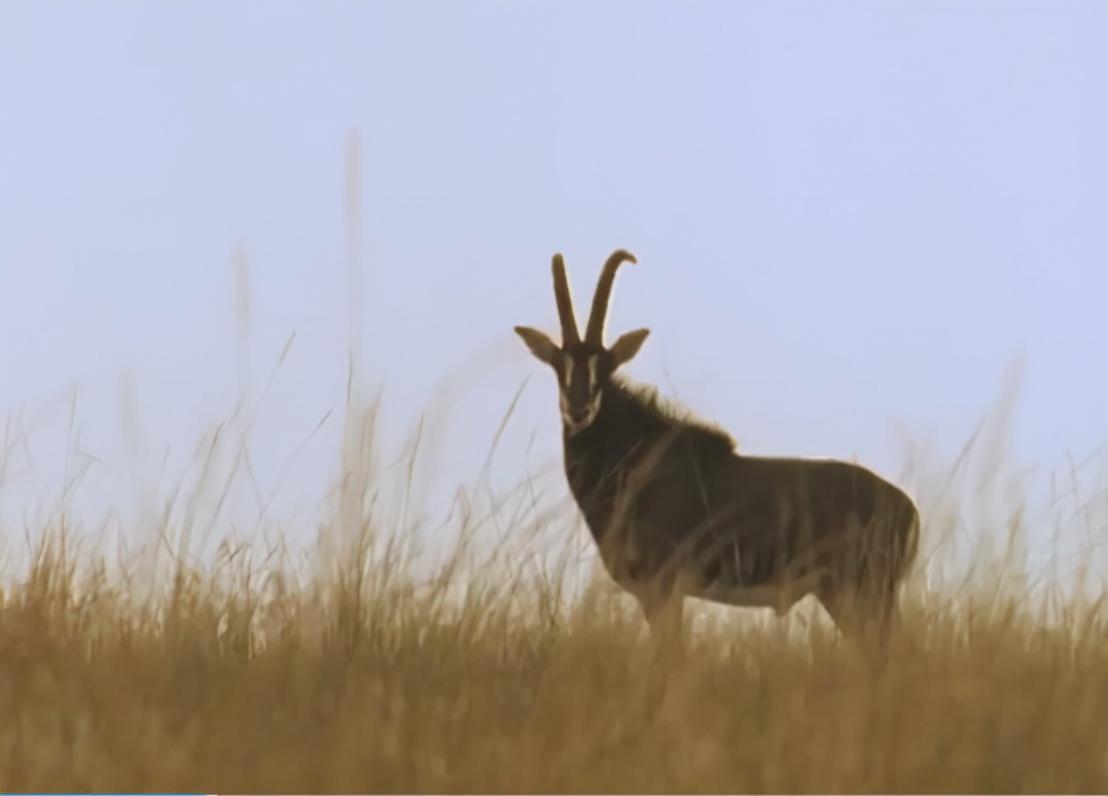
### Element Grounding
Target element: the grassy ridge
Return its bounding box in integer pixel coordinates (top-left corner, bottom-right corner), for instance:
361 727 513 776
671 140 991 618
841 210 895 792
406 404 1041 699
1 518 1105 793
1 393 1106 792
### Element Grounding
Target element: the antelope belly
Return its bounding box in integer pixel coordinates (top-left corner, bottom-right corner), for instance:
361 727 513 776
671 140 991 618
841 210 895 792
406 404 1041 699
695 571 822 611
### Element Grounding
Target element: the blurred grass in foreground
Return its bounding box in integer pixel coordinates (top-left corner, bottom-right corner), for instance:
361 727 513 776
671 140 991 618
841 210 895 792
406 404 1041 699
0 393 1106 794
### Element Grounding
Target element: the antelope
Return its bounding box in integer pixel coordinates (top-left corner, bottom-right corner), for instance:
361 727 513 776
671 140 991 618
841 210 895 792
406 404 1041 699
514 249 920 647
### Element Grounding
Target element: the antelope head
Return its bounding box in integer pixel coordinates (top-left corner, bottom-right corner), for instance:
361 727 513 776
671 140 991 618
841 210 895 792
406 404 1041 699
515 249 650 435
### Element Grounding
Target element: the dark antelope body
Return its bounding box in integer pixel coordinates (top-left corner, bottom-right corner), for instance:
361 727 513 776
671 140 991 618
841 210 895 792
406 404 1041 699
515 250 920 642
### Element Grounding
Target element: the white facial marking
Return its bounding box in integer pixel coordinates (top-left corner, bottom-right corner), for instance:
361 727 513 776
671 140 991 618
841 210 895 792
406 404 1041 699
558 354 604 435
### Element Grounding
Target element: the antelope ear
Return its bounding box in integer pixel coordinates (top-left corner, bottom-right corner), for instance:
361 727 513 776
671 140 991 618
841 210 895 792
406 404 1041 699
514 326 560 365
610 328 650 367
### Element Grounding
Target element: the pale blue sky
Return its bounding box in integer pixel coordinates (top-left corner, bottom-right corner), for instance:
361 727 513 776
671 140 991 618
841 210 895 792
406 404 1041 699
0 2 1105 553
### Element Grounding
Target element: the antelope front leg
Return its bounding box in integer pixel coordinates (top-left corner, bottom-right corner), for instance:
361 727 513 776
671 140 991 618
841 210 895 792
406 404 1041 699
634 580 686 660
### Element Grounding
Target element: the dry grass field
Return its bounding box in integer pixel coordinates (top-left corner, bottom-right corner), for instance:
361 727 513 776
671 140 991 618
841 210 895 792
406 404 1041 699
0 396 1106 793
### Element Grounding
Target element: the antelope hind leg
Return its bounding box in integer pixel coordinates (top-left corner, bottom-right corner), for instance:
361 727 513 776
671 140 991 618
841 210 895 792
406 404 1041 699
818 579 899 649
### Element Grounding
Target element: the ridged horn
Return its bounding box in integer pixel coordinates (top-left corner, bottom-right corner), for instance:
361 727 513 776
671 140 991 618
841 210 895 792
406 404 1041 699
585 249 637 345
551 253 580 346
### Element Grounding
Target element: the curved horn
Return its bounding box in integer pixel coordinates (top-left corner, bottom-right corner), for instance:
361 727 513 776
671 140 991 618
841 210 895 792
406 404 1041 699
551 253 580 345
585 249 637 345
